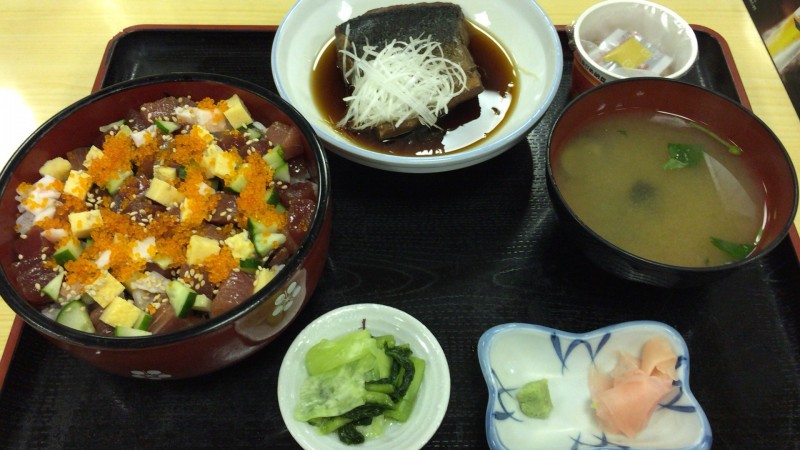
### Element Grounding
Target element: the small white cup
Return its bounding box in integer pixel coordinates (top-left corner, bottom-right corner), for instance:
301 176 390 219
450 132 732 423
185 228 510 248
569 0 698 96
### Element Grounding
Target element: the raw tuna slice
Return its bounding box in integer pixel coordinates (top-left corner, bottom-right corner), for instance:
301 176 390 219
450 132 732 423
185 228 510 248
210 270 255 318
265 122 304 159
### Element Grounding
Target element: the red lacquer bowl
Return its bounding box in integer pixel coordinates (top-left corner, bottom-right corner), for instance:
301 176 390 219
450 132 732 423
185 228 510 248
546 78 798 288
0 73 331 379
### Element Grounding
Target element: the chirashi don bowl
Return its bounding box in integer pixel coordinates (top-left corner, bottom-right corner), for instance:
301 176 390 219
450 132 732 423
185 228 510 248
0 73 332 379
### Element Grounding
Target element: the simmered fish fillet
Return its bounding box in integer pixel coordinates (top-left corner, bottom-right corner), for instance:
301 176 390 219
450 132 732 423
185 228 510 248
334 2 484 139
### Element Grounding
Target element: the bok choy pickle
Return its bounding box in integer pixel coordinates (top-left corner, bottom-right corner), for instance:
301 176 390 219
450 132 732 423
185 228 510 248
294 328 425 445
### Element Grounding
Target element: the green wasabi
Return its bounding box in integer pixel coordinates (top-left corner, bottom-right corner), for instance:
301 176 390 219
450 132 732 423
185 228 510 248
516 379 553 419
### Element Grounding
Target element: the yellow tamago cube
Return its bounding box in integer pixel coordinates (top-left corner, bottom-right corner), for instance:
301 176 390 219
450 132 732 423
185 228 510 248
186 235 221 265
63 170 93 200
224 231 256 260
68 209 103 239
85 271 125 308
99 297 143 328
223 94 253 129
39 157 72 181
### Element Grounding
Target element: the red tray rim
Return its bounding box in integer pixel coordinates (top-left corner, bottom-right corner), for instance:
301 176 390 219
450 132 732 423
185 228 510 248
3 22 797 392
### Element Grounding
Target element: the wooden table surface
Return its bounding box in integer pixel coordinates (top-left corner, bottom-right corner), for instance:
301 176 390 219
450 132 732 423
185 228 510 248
1 0 798 369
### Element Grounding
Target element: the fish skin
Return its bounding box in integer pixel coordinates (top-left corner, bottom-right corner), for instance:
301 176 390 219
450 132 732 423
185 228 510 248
334 2 484 139
335 2 468 50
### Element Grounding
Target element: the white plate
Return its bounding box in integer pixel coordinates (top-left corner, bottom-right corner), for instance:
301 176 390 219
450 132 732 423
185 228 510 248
278 303 450 450
272 0 563 173
478 321 712 450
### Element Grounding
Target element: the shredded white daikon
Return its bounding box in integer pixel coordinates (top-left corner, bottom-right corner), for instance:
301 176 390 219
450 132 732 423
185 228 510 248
337 34 468 131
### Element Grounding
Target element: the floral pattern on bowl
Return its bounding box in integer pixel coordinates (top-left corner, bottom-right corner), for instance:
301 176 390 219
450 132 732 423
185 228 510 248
478 321 712 450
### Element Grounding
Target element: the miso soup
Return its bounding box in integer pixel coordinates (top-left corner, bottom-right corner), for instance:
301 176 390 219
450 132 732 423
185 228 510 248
553 110 764 267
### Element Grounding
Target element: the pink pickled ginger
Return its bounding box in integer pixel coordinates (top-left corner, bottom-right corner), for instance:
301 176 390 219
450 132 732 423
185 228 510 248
589 336 678 438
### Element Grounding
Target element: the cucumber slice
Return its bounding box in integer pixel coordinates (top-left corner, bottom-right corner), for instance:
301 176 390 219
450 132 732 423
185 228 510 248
166 280 197 318
115 326 152 337
133 312 153 330
40 272 64 301
243 126 262 140
155 119 180 134
273 163 291 183
228 172 248 193
192 294 212 312
53 239 83 265
99 119 125 133
117 124 133 137
239 258 261 273
247 217 277 238
106 169 133 195
253 232 287 257
56 300 96 333
264 187 282 206
262 145 285 168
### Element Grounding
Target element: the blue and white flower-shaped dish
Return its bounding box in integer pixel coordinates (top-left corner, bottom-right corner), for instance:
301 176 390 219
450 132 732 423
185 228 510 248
478 321 712 450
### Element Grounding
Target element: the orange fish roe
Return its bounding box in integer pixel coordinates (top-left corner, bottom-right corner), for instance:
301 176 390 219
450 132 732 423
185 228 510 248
89 133 134 186
98 209 149 241
170 132 207 167
236 152 287 230
131 133 160 168
202 246 239 284
36 203 71 231
148 215 191 267
18 178 65 212
196 97 218 110
108 239 145 283
62 191 88 212
15 182 34 196
179 167 220 226
224 128 242 139
64 258 102 285
196 97 229 112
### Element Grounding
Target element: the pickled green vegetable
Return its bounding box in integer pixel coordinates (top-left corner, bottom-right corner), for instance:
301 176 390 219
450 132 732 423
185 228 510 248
295 329 426 445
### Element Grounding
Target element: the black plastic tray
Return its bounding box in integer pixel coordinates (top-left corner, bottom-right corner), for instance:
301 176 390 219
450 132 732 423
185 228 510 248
1 25 799 449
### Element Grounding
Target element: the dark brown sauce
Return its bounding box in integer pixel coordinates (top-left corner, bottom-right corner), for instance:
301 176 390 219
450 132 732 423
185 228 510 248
311 21 517 157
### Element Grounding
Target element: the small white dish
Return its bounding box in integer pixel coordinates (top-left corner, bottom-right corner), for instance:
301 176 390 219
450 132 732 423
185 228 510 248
278 303 450 450
272 0 563 173
478 321 712 450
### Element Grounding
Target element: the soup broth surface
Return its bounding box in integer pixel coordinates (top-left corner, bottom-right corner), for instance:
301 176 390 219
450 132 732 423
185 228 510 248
553 110 765 267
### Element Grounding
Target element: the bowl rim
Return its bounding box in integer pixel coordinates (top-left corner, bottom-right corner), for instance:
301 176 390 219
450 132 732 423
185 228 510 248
271 0 564 172
0 72 331 349
546 77 799 274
